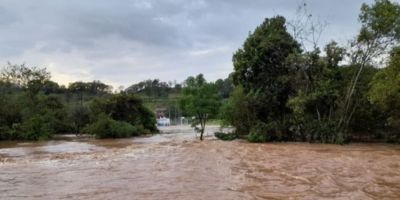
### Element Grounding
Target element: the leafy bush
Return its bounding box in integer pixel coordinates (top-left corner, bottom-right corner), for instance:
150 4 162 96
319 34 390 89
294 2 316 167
138 106 158 133
247 122 271 143
0 126 14 140
89 93 158 133
214 132 238 141
70 105 90 133
220 86 257 135
302 119 346 144
137 125 152 135
83 114 141 139
20 115 51 140
0 116 53 141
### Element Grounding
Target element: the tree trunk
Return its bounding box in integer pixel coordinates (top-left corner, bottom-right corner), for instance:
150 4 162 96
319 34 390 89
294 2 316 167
200 118 205 141
200 130 204 141
199 116 206 141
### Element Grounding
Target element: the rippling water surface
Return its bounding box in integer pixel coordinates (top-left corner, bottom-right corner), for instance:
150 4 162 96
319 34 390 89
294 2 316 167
1 125 400 200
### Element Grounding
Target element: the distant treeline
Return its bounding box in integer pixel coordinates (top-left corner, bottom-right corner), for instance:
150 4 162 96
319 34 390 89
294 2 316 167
126 77 233 99
125 77 233 124
0 63 158 140
0 63 233 140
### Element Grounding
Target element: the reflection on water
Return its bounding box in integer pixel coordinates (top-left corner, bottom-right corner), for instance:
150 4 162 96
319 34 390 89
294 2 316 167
1 125 400 200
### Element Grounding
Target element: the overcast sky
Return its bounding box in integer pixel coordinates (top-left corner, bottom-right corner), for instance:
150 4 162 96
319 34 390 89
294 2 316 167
0 0 379 88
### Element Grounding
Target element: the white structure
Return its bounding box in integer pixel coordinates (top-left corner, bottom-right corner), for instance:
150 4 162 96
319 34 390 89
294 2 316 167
157 117 171 126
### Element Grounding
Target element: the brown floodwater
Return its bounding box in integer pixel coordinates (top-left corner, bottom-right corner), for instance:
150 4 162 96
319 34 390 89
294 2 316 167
1 125 400 200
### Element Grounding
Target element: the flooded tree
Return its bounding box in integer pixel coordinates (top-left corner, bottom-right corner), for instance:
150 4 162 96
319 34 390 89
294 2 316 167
180 74 221 140
369 47 400 141
230 16 301 141
221 0 400 143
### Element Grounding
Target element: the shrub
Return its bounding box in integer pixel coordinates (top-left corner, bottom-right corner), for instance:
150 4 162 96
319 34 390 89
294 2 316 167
89 93 158 134
220 86 257 135
247 122 271 143
300 119 349 144
138 106 158 133
20 116 51 140
214 132 238 141
0 126 13 140
0 117 52 141
138 125 152 135
83 114 140 139
111 121 139 138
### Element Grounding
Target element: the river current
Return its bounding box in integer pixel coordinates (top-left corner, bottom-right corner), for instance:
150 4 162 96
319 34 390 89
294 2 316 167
1 125 399 199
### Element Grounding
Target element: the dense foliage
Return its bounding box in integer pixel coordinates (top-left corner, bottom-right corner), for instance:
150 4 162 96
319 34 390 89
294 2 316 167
180 74 221 140
231 16 301 141
126 79 182 98
83 114 143 139
0 64 157 140
88 93 157 135
221 0 400 143
369 47 400 141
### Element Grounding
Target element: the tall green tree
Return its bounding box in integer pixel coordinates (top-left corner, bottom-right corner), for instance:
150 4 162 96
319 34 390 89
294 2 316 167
231 16 301 138
180 74 221 140
369 47 400 141
214 77 234 99
287 42 346 143
339 0 400 134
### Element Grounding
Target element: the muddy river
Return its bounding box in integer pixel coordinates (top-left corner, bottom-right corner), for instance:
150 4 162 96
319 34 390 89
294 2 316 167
1 125 400 200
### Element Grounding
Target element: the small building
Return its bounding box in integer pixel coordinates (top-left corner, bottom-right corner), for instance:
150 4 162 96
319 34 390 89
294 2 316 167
157 117 170 126
155 108 170 126
155 108 167 118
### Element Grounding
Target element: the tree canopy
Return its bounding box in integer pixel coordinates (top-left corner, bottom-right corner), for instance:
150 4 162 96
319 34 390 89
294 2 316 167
180 74 221 140
221 0 400 143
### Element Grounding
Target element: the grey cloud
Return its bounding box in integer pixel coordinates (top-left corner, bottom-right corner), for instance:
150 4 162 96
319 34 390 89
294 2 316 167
0 6 19 26
0 0 377 87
